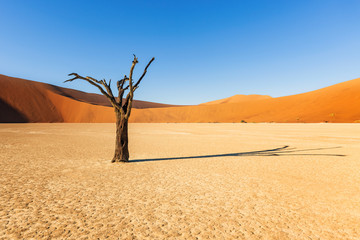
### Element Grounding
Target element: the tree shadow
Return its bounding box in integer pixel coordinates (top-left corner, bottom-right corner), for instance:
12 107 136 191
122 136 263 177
130 146 345 163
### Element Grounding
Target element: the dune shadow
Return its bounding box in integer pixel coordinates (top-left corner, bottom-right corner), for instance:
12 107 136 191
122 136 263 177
48 85 112 106
131 146 345 163
0 98 28 123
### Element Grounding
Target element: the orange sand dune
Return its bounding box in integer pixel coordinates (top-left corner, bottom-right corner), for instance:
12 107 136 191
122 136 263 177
130 78 360 123
1 74 360 123
0 74 175 123
200 94 272 105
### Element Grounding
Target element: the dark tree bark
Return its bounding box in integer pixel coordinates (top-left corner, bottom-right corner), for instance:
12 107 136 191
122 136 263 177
65 55 155 162
113 109 129 162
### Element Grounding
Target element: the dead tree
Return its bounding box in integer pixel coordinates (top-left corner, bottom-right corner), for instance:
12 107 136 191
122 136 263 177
65 55 155 162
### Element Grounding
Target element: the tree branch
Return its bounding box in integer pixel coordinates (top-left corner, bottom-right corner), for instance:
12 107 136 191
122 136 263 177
133 57 155 91
117 75 128 90
125 55 138 119
100 79 120 110
117 75 129 109
65 73 120 111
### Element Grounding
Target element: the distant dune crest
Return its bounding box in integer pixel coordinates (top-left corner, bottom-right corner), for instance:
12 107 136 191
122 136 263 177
1 74 360 123
201 94 272 105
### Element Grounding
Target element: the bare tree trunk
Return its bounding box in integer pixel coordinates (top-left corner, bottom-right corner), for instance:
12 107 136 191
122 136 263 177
112 110 129 162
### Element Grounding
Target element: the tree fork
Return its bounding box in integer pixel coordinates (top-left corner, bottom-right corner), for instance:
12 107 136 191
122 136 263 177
65 55 155 163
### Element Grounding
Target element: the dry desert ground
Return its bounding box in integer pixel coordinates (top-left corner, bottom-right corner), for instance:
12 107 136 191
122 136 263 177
1 123 360 239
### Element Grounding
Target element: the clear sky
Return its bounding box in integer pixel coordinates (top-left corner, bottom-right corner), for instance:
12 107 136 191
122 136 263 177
1 0 359 105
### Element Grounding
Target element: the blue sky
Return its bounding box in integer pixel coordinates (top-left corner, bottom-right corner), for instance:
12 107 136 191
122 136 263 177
0 0 359 105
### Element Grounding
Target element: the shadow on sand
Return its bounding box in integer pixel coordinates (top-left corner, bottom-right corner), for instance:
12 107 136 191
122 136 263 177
131 146 345 163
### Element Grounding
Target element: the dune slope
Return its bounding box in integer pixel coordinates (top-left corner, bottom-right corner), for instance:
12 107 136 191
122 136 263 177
0 74 176 123
130 78 360 123
201 94 272 105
